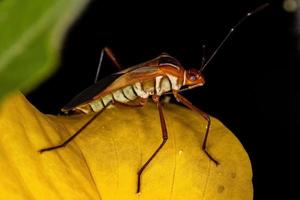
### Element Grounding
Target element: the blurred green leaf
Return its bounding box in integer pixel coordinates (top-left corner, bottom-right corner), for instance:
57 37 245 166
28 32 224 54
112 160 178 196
0 0 88 100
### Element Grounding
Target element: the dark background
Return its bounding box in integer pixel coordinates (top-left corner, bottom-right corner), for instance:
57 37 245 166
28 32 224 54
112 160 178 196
27 0 298 199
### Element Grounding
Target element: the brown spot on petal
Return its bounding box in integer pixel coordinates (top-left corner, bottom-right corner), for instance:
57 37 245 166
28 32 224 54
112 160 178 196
231 172 236 179
218 185 225 193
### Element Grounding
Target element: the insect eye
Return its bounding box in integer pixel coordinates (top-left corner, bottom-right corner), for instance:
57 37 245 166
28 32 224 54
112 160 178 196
189 76 196 81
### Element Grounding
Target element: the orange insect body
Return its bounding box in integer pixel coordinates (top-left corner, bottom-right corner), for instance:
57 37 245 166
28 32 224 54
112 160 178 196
62 53 205 114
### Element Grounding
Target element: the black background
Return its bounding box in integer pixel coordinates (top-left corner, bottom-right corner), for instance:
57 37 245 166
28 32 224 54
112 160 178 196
27 0 298 199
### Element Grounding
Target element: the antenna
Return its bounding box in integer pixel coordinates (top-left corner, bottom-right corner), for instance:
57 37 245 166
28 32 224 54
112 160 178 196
200 3 270 72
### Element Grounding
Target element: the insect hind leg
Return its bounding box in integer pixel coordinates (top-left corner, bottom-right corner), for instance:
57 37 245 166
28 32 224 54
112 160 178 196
95 47 122 83
39 101 112 153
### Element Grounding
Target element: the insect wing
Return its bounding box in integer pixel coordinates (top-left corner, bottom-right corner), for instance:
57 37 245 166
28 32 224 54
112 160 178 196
92 65 163 100
114 56 159 74
62 73 122 111
62 65 162 112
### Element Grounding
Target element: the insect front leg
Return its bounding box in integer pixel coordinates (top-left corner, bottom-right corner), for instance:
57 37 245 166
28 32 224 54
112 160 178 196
173 91 219 165
137 96 168 193
39 101 112 153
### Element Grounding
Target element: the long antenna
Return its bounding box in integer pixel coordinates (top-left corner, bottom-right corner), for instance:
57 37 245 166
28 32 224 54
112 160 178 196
200 3 270 72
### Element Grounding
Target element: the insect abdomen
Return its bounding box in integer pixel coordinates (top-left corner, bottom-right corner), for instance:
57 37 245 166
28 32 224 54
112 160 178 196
77 76 173 113
88 85 140 112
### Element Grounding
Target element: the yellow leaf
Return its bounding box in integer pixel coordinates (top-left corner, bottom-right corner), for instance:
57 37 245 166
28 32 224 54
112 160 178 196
0 92 253 200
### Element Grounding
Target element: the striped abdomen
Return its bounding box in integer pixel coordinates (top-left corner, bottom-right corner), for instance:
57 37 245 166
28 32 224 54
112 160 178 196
75 75 174 114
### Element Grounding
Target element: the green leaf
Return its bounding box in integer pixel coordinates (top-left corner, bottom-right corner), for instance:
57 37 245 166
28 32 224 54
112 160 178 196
0 0 88 100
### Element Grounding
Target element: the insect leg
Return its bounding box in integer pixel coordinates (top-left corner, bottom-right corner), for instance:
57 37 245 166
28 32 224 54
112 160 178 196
103 47 122 70
39 101 112 153
95 47 122 83
137 97 168 193
173 92 219 165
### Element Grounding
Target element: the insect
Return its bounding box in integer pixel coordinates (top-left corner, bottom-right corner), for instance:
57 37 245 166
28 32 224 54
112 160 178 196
39 3 269 193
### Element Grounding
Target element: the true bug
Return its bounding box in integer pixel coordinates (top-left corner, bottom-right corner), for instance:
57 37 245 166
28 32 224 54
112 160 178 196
39 3 269 193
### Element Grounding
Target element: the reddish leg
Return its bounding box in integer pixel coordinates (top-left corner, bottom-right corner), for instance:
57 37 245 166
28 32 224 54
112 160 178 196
102 47 122 70
137 97 168 193
39 101 112 153
173 92 219 165
95 47 122 83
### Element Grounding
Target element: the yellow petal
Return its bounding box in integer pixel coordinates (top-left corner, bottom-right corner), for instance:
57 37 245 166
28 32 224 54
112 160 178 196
0 92 253 200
